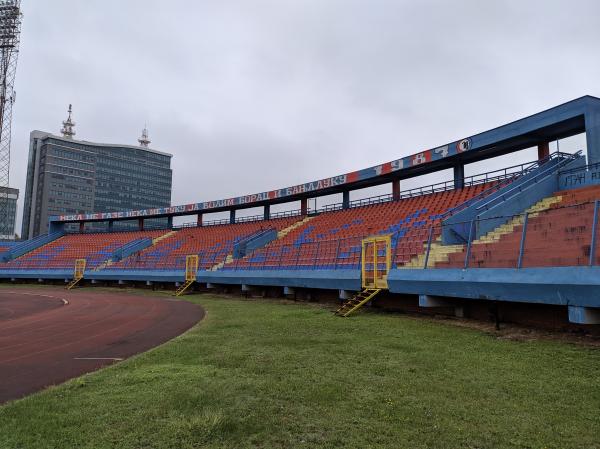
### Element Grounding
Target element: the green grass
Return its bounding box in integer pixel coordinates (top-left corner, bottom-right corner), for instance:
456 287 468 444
1 290 599 449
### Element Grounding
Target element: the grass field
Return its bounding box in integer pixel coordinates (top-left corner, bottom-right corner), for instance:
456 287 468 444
1 290 599 449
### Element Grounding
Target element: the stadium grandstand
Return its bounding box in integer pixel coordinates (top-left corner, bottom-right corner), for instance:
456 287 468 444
2 95 600 325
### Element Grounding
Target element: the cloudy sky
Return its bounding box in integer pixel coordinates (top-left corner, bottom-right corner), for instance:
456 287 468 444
10 0 600 224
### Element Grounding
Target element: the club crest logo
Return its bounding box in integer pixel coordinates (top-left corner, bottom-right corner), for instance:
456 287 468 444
456 138 472 152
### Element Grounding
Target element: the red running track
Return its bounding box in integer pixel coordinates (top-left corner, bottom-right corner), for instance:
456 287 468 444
0 288 204 404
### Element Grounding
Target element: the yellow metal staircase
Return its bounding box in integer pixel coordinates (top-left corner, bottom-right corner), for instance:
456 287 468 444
174 279 195 297
173 254 199 297
66 277 83 290
335 288 381 317
66 259 86 290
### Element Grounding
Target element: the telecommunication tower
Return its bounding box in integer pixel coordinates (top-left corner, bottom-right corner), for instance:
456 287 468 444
138 125 151 147
0 0 21 238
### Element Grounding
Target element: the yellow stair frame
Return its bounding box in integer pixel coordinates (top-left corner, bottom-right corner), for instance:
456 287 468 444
174 255 199 297
335 288 381 317
66 259 86 290
336 235 391 317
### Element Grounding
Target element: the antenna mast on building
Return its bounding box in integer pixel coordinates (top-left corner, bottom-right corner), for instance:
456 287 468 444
61 104 76 138
138 124 150 147
0 0 21 238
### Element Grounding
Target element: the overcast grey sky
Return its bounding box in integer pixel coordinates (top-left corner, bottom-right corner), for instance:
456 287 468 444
11 0 600 225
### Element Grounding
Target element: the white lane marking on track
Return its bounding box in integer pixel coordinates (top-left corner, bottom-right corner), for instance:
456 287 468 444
73 357 124 361
3 291 69 305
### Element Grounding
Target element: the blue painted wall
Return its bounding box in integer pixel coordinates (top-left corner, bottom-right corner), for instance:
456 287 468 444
388 267 600 308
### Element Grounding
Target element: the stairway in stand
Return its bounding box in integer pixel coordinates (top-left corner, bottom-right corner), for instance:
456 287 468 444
66 277 83 290
335 288 381 317
174 279 195 297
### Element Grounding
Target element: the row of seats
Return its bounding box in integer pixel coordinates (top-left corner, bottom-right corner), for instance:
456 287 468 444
0 230 167 270
225 183 495 270
0 181 501 272
113 217 300 271
435 185 600 269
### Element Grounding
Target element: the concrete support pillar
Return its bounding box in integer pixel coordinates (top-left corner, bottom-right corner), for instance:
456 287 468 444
537 142 550 161
586 108 600 166
230 209 236 224
392 179 401 201
342 190 350 210
419 294 452 308
454 164 465 189
568 305 600 324
300 198 308 216
79 222 85 233
419 294 463 317
197 213 203 227
264 204 271 221
108 220 114 232
167 216 173 229
339 289 356 300
138 218 144 231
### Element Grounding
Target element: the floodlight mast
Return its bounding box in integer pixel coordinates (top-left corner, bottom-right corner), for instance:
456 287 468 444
0 0 20 238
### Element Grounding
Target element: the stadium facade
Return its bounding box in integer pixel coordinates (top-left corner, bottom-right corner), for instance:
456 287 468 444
2 96 600 327
22 130 173 239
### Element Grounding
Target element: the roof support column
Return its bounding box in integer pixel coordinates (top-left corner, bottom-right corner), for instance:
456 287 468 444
454 164 465 189
197 213 203 227
300 198 308 216
230 209 236 224
167 216 173 229
138 218 144 231
79 222 85 233
264 204 270 221
342 190 350 210
537 142 550 161
586 108 600 165
392 179 401 201
108 220 114 232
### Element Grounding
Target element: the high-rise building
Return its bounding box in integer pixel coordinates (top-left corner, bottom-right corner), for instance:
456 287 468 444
22 107 173 239
0 186 18 239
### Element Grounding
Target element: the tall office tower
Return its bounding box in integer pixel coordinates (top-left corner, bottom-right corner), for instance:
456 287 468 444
22 107 173 238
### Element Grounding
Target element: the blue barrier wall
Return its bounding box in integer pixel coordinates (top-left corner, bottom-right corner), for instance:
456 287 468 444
197 269 361 291
112 238 153 262
233 229 278 259
388 267 600 308
559 163 600 191
0 232 64 262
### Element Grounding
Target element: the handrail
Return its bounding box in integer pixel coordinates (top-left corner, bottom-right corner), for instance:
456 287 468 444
474 150 582 213
441 151 579 220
